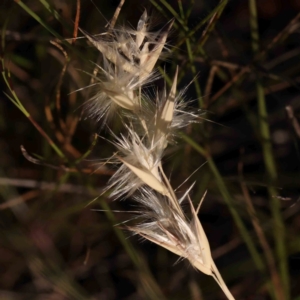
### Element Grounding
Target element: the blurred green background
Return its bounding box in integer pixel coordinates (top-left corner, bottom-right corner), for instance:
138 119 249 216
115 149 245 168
0 0 300 299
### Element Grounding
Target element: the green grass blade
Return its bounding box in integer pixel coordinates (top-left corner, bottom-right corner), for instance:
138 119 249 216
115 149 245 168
248 1 290 298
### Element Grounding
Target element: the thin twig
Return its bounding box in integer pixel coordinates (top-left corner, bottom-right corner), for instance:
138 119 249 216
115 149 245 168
204 65 218 107
0 190 41 210
20 145 112 175
72 0 81 44
107 0 125 30
0 178 103 202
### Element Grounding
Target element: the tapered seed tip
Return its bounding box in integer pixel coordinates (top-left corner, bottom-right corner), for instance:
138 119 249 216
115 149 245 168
141 9 147 20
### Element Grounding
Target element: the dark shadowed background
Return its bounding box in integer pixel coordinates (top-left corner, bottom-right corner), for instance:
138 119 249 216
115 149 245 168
0 0 300 299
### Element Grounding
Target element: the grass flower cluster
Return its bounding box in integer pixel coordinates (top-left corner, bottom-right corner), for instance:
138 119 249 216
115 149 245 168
2 0 299 298
82 9 235 300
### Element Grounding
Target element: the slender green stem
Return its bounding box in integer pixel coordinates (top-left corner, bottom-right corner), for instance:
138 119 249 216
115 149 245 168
16 1 89 62
37 0 79 41
185 38 203 106
2 70 65 159
17 1 63 41
155 0 188 30
186 0 195 19
177 0 185 19
248 1 289 298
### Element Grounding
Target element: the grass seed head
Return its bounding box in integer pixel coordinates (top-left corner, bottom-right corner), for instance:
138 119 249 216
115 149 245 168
82 10 173 123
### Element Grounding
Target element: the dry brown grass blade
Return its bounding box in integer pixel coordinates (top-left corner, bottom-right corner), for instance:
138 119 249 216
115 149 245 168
0 178 106 198
238 148 285 300
44 97 81 158
204 65 218 108
50 40 69 133
65 90 79 145
286 105 300 138
0 190 40 210
72 0 81 45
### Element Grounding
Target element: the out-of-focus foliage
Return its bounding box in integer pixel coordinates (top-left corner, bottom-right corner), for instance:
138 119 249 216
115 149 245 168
0 0 300 299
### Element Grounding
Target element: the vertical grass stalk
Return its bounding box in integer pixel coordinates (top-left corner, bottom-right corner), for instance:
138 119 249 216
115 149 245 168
248 0 290 298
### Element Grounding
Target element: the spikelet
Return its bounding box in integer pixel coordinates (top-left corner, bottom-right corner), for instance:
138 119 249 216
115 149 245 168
146 67 201 150
128 188 213 275
106 125 166 198
82 10 173 122
105 67 202 199
127 188 235 300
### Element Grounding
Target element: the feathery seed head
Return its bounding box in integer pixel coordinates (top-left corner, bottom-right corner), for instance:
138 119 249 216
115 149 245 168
82 11 173 122
84 6 235 299
67 3 237 298
128 188 213 275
